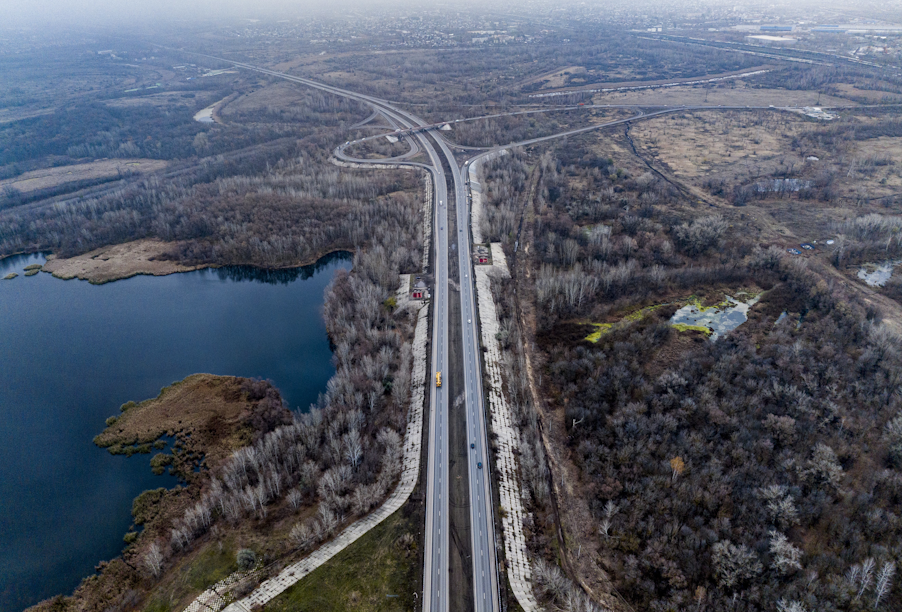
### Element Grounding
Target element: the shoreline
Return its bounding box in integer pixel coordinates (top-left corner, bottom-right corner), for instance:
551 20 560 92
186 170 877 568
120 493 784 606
6 240 353 284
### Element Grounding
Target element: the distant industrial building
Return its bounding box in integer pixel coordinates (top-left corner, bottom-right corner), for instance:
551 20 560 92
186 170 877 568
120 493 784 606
810 23 902 34
747 35 797 44
760 25 793 32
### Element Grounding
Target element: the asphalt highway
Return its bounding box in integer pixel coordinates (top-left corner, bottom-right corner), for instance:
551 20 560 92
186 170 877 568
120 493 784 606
436 135 501 612
189 56 460 612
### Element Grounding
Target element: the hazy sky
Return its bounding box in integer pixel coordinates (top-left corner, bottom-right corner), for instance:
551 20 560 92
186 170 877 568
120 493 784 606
3 0 896 29
2 0 349 28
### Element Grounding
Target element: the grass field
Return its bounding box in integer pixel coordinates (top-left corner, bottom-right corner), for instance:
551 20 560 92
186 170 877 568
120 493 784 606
266 510 419 612
142 537 241 612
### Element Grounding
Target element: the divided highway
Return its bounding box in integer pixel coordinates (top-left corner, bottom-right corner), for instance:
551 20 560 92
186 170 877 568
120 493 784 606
435 136 500 612
186 55 497 612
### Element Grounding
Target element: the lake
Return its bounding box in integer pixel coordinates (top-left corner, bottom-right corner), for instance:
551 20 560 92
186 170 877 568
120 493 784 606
0 252 350 610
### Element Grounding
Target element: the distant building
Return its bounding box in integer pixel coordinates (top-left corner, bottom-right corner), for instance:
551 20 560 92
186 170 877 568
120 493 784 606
760 25 793 32
473 245 491 265
411 279 429 300
747 35 797 44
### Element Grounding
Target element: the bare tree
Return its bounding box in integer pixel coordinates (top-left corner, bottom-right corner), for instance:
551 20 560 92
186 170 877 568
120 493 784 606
776 601 807 612
143 541 164 578
803 443 844 490
287 488 303 510
712 540 762 590
856 558 876 602
874 561 895 610
318 505 338 535
768 531 802 575
290 521 314 549
344 429 363 470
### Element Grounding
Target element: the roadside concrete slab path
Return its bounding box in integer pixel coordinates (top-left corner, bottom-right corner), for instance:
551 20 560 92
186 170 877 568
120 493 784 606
469 159 539 612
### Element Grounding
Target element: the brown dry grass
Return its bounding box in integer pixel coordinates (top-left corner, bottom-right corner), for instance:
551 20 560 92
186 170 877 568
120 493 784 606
219 82 310 117
591 82 850 107
626 110 902 241
833 83 902 103
538 65 773 95
520 65 587 89
630 110 806 179
0 159 166 193
95 373 262 464
849 136 902 189
105 92 201 110
42 239 200 284
0 107 56 124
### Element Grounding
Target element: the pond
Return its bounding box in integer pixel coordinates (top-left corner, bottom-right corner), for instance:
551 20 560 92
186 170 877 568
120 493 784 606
0 252 349 610
193 106 215 123
858 260 901 287
670 294 761 341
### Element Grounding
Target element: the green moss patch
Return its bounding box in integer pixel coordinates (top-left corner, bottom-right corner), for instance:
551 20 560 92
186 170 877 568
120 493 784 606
584 304 664 342
672 323 713 335
585 323 612 342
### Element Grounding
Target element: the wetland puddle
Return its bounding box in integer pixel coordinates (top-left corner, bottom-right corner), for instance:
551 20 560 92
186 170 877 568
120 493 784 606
858 260 901 287
193 105 216 122
670 294 761 341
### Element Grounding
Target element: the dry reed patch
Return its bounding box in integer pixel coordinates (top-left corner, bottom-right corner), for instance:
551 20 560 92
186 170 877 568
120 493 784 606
592 83 849 107
833 83 902 103
0 158 166 193
95 374 281 465
42 239 199 284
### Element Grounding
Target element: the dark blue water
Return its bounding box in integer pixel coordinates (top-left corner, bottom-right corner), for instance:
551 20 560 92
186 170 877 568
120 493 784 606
0 252 349 610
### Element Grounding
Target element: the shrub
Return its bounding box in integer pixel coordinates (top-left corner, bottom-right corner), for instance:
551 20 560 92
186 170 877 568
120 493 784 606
237 549 257 571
